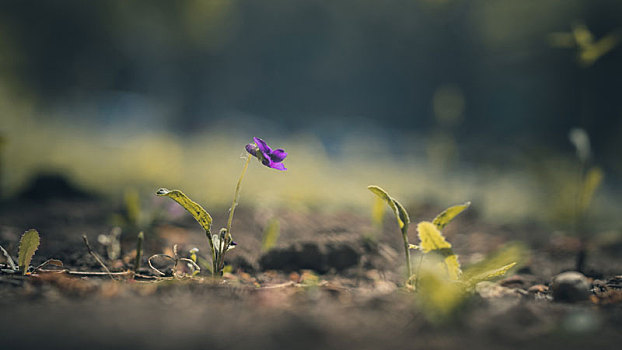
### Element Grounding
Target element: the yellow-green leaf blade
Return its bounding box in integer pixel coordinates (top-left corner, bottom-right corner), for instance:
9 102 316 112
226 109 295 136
462 242 529 283
432 202 470 230
417 221 451 252
156 188 212 233
18 229 40 275
465 262 517 287
417 221 461 279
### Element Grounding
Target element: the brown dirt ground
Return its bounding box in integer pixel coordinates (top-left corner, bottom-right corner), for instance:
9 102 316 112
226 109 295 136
1 196 621 350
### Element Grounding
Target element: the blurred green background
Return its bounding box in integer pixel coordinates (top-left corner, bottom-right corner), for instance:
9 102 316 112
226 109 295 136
0 0 621 225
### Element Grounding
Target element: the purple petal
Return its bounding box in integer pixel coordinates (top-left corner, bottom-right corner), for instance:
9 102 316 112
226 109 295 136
260 152 271 166
245 144 257 156
269 161 287 171
253 137 271 154
270 149 287 162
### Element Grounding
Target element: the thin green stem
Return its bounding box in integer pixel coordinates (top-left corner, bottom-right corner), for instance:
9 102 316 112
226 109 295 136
401 225 412 278
133 231 144 273
216 153 252 275
227 154 252 235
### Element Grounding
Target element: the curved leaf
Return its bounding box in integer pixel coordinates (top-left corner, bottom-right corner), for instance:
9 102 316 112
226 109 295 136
367 185 409 229
18 229 39 275
156 188 212 233
432 202 470 230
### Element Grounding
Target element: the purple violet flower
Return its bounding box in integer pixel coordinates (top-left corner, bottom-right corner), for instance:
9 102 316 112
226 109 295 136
245 137 287 171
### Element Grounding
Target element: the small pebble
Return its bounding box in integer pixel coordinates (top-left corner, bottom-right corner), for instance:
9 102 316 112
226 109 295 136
550 271 590 302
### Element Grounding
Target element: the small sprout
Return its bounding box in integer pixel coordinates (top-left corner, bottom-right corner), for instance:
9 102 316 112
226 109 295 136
98 227 122 260
2 231 62 275
363 196 524 321
549 23 620 67
18 229 40 275
566 128 604 272
134 231 144 272
368 185 412 277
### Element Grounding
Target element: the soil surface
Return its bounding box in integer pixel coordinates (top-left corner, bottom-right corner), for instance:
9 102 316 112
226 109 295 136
1 194 621 350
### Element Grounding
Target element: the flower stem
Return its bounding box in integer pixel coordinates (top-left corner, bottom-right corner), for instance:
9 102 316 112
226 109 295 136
227 154 252 235
217 153 252 274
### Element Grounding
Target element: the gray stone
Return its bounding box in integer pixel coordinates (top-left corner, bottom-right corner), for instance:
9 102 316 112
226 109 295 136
550 271 590 302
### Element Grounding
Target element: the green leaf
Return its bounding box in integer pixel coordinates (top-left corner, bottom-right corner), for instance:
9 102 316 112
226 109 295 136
156 188 212 233
18 229 40 275
367 186 410 229
462 242 528 284
432 202 471 230
464 262 517 287
261 218 280 252
417 221 461 279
